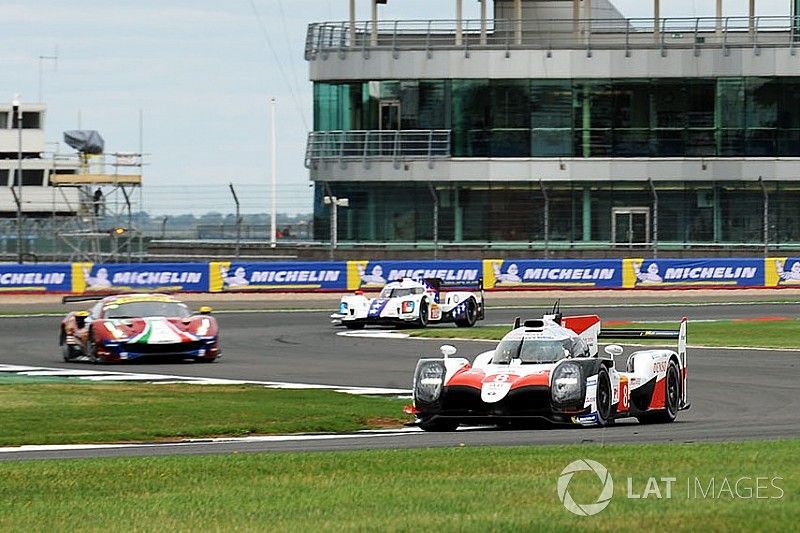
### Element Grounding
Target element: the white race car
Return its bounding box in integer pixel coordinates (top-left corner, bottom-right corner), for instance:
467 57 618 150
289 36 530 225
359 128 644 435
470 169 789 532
407 307 689 431
331 277 484 329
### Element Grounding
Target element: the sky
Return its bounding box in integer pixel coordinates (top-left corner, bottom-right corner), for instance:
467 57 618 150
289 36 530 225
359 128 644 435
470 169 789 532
2 0 791 216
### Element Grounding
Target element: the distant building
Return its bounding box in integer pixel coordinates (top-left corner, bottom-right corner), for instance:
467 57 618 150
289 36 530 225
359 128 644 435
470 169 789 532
0 102 78 217
305 0 800 252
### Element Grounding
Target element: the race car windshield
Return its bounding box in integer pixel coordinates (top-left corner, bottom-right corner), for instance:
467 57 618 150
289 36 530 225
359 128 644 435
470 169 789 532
379 287 422 298
491 339 574 364
103 301 191 319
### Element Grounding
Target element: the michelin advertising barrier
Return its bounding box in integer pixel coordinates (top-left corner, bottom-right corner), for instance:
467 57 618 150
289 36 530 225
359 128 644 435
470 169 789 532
0 258 798 294
621 258 766 288
346 260 482 290
0 263 72 292
483 259 622 289
209 261 347 291
72 263 210 293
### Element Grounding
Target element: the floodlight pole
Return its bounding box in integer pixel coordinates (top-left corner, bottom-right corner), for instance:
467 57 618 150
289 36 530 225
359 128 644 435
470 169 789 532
13 95 23 264
270 96 277 248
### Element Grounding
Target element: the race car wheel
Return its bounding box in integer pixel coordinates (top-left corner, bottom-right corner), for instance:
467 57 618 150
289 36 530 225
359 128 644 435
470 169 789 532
595 367 614 427
454 298 478 328
416 299 429 328
637 361 680 424
344 322 365 330
86 334 102 364
417 418 458 432
60 330 79 362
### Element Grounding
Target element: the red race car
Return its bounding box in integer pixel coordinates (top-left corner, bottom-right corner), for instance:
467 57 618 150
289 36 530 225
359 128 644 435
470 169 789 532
60 293 220 363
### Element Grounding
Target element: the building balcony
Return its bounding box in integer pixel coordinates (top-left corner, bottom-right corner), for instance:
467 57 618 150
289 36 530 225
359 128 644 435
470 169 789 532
307 16 800 81
307 16 799 59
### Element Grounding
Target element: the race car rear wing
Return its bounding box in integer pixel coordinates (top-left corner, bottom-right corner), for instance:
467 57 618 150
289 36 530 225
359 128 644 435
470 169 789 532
62 295 108 304
422 277 483 292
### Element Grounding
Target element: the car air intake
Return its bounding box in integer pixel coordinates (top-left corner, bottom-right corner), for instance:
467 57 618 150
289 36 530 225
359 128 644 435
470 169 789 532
524 319 545 329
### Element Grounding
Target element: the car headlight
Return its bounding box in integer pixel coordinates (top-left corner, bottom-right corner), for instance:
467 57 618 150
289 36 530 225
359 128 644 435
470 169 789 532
414 360 446 404
552 362 582 404
339 302 348 314
401 301 415 313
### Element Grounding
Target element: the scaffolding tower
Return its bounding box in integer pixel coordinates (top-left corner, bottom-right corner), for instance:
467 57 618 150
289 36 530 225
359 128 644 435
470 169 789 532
50 152 144 262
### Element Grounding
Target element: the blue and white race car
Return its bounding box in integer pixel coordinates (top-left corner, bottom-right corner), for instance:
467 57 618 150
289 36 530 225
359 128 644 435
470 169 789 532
331 277 484 329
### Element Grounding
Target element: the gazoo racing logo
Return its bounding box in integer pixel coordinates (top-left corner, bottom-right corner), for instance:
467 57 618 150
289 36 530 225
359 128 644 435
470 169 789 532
557 459 614 516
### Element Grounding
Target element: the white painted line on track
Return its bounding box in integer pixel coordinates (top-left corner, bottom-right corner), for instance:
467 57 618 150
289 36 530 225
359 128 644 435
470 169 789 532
0 364 412 395
0 428 423 455
336 330 410 339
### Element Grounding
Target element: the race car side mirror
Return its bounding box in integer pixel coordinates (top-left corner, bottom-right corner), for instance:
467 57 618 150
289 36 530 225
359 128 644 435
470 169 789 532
199 306 213 315
604 345 624 359
440 344 457 359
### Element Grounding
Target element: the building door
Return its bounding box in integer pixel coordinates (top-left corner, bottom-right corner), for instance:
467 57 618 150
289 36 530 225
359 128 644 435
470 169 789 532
379 100 401 130
612 207 650 245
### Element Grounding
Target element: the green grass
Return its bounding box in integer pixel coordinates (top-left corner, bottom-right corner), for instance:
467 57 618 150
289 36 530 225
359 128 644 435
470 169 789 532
0 440 797 531
0 383 407 446
410 319 800 349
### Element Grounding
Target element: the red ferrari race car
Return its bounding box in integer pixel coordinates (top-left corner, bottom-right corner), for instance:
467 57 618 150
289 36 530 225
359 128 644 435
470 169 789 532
59 293 220 363
408 306 688 431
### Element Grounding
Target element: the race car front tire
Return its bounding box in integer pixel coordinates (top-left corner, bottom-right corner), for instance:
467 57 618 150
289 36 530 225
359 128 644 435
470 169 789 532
417 417 458 432
415 299 429 328
61 343 80 362
637 361 680 424
86 333 103 364
344 322 365 330
455 298 478 328
595 366 615 427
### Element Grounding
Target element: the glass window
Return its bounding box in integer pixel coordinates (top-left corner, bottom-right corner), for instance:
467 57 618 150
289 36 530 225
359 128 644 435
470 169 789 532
12 169 44 186
451 80 490 157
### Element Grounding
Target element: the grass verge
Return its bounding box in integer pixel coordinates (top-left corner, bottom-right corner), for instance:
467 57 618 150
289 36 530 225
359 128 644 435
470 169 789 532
0 440 797 531
409 318 800 349
0 383 407 446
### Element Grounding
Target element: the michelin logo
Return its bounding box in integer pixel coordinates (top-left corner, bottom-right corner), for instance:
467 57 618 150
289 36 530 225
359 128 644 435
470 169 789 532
634 261 757 284
386 268 479 282
0 272 66 286
776 259 800 285
85 266 203 289
494 261 615 284
223 265 340 287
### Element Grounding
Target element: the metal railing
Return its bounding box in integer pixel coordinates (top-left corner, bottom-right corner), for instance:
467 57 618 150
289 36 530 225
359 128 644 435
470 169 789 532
305 130 451 168
306 16 800 59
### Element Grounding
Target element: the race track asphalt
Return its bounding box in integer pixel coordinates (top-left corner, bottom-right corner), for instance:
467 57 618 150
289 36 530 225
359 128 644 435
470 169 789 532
0 300 798 459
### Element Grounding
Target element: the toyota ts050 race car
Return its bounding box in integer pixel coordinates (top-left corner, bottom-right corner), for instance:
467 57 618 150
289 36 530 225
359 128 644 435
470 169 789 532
59 293 220 363
408 308 688 431
331 277 484 329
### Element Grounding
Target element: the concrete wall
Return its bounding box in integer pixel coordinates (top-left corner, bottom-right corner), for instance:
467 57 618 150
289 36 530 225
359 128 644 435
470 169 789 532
309 157 800 184
310 45 800 81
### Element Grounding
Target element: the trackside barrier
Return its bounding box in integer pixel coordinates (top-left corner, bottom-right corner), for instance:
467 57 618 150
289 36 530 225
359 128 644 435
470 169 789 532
0 258 798 294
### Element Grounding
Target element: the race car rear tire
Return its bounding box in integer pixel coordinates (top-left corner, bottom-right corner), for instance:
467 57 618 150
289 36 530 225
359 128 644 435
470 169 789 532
344 322 365 330
637 361 680 425
418 418 458 432
595 367 615 427
454 298 478 328
415 300 429 328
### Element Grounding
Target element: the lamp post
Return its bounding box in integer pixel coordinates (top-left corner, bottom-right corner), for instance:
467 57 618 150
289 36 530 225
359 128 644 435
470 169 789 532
12 95 22 264
270 96 277 248
323 195 349 260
